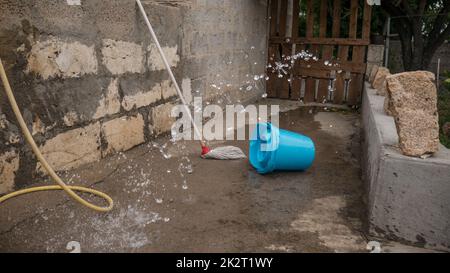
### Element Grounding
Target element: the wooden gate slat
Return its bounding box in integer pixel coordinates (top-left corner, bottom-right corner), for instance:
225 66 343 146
348 2 371 105
317 0 331 102
346 0 359 104
306 0 314 38
279 43 291 99
290 1 301 100
291 0 300 39
279 0 288 37
267 44 280 98
304 77 316 102
304 0 316 102
362 3 372 39
349 0 358 38
291 76 301 99
270 0 279 37
292 43 306 100
332 0 344 104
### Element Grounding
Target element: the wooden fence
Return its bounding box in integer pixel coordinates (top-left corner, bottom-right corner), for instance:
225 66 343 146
267 0 372 105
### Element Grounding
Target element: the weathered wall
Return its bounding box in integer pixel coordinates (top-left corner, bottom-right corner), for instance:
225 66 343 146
365 44 384 79
0 0 268 194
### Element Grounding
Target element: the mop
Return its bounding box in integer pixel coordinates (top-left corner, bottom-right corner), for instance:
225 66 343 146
136 0 246 160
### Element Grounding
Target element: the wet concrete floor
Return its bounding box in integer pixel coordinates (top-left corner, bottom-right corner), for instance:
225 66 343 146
0 106 375 252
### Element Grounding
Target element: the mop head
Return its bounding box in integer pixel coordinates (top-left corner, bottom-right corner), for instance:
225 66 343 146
201 146 247 160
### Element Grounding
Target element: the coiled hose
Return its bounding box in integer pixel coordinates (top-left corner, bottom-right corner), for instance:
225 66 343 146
0 59 113 212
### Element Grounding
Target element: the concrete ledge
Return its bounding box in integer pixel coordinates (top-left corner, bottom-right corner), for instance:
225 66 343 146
362 82 450 251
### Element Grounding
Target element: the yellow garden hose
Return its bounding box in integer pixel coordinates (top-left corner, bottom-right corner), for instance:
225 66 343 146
0 59 113 212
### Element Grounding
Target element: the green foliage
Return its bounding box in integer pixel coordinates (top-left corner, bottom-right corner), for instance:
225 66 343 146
443 70 450 90
370 6 387 34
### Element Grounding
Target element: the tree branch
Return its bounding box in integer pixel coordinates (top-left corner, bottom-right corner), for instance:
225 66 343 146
401 0 414 17
424 23 450 68
417 0 427 15
381 1 405 18
426 1 450 48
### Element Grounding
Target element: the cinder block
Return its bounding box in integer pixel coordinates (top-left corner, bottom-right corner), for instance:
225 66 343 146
93 78 121 119
122 84 162 111
37 122 101 172
0 150 19 195
150 102 176 136
147 44 180 71
161 80 177 99
26 37 98 80
101 114 145 157
101 39 145 75
367 45 385 63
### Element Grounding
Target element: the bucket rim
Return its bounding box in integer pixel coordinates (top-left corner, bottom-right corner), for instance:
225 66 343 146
249 122 280 174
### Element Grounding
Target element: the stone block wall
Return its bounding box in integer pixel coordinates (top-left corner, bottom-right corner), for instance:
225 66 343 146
0 0 268 194
365 44 384 79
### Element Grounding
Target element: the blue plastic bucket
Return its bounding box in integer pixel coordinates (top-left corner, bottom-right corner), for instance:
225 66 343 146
249 122 315 174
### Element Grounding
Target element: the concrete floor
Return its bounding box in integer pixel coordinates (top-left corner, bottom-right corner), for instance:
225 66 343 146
0 104 432 253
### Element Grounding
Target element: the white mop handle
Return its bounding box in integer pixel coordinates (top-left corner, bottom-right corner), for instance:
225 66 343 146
136 0 204 144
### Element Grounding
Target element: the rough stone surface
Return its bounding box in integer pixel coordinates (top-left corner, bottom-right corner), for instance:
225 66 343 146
383 96 393 116
372 67 390 96
160 80 177 99
37 123 101 172
63 111 79 127
395 109 440 156
101 39 145 75
0 151 19 194
27 37 98 80
122 86 162 112
151 102 176 136
367 45 384 63
386 71 439 156
147 44 180 71
93 78 121 119
366 45 384 80
368 65 379 84
102 114 145 157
